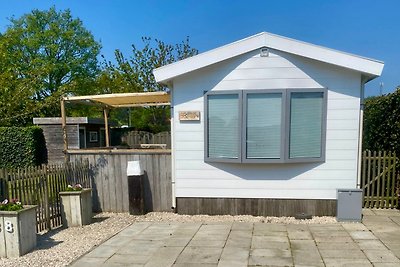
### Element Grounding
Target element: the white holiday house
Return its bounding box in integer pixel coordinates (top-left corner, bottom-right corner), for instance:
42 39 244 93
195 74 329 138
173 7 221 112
153 32 384 216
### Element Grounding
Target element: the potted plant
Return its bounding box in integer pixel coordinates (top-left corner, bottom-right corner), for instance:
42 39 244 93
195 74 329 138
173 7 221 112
0 199 37 258
59 184 92 227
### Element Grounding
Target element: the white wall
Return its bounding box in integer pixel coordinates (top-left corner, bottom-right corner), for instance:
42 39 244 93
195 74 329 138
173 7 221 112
172 49 361 200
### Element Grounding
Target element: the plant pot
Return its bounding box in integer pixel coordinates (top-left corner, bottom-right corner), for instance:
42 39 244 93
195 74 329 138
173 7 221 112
0 205 37 258
60 189 92 227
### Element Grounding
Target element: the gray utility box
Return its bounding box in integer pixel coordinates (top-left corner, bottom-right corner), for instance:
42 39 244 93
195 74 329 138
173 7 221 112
337 189 363 222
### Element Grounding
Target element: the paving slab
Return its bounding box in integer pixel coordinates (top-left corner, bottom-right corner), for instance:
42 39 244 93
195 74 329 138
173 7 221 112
220 246 249 264
318 249 368 259
187 239 226 247
106 253 151 265
117 222 152 236
102 236 135 247
69 209 400 267
363 249 400 263
217 260 247 267
314 235 354 243
71 257 108 267
250 248 291 258
175 246 223 264
356 239 388 250
292 249 323 266
316 241 359 250
290 240 319 251
117 240 163 255
341 222 369 231
373 263 400 267
287 229 313 240
248 255 293 266
84 245 120 258
173 264 217 267
251 236 290 249
229 230 253 238
225 237 252 248
164 237 192 247
348 230 378 240
253 223 286 231
323 258 373 267
144 246 185 267
232 222 254 231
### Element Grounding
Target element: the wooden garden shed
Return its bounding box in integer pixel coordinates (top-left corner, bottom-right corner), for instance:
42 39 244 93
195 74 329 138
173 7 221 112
153 32 384 216
33 117 110 164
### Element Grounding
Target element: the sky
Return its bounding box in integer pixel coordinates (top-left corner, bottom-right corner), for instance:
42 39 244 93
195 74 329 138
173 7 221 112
0 0 399 97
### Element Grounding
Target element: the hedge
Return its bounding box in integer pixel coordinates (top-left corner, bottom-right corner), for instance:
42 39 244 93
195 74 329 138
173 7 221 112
363 88 400 156
0 126 47 168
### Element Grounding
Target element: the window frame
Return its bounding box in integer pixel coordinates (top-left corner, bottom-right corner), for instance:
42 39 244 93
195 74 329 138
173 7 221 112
284 88 327 163
242 90 286 163
204 90 243 163
204 88 327 163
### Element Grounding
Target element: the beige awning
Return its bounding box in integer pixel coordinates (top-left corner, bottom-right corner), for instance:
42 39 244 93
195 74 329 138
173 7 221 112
63 91 170 108
60 91 170 160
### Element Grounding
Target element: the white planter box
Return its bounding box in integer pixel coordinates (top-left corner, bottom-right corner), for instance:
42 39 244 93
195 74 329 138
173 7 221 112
0 205 37 258
60 189 92 227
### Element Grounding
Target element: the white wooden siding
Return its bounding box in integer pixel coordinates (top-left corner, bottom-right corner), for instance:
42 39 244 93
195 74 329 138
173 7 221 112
172 48 361 200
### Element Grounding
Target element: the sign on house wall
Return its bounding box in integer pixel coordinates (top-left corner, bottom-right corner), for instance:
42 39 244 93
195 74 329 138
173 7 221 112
179 111 200 121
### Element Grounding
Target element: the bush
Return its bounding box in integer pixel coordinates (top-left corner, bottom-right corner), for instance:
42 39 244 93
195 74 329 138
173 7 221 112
363 88 400 155
0 126 47 168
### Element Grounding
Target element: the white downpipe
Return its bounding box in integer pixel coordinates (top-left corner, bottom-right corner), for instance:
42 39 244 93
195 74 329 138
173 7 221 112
170 88 176 210
356 78 366 188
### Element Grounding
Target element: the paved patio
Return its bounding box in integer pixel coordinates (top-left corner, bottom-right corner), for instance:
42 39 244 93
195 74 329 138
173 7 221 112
70 209 400 267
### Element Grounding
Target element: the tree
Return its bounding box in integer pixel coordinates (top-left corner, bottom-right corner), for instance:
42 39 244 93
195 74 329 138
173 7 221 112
363 88 400 155
0 7 101 126
99 37 198 132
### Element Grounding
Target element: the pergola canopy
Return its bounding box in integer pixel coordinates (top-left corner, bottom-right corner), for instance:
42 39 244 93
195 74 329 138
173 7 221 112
60 91 170 160
63 91 170 108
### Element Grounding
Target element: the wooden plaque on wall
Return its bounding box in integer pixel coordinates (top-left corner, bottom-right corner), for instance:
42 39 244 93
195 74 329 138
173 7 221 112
179 111 200 121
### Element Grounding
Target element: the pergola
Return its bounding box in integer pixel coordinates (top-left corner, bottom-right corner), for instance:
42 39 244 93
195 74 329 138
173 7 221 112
60 92 170 155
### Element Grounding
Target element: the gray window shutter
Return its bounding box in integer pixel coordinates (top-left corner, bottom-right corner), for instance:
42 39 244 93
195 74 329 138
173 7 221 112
289 92 323 158
207 94 239 159
246 93 282 159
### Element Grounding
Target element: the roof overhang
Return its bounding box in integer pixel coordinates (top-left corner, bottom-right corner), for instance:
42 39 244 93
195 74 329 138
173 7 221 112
33 117 110 125
153 32 384 84
63 91 170 108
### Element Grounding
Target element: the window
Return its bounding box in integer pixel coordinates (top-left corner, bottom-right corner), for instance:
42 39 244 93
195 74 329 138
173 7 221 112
206 92 241 162
89 131 98 142
289 92 324 159
205 89 326 163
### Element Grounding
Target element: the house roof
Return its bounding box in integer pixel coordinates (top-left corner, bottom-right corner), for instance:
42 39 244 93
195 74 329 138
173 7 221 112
63 92 170 108
153 32 384 84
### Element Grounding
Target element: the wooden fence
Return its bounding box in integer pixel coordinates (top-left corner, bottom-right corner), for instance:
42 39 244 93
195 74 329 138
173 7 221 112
121 131 171 149
69 150 172 213
0 161 90 232
361 150 399 208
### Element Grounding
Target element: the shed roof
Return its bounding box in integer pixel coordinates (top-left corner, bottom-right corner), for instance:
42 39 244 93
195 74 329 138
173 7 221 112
63 91 170 108
33 117 108 125
153 32 384 84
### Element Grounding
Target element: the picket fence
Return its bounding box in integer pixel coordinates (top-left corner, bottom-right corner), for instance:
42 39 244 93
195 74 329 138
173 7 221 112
0 161 90 232
361 150 399 208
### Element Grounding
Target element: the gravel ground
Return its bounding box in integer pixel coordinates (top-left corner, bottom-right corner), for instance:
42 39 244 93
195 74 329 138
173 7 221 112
0 212 337 267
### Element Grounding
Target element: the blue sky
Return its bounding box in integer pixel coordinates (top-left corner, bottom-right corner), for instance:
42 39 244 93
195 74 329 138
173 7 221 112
0 0 398 96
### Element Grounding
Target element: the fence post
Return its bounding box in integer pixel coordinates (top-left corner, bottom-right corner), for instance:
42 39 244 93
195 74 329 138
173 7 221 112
42 165 51 230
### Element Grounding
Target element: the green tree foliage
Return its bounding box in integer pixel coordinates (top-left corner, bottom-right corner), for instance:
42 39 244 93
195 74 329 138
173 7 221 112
363 88 400 155
99 37 198 132
0 7 101 126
